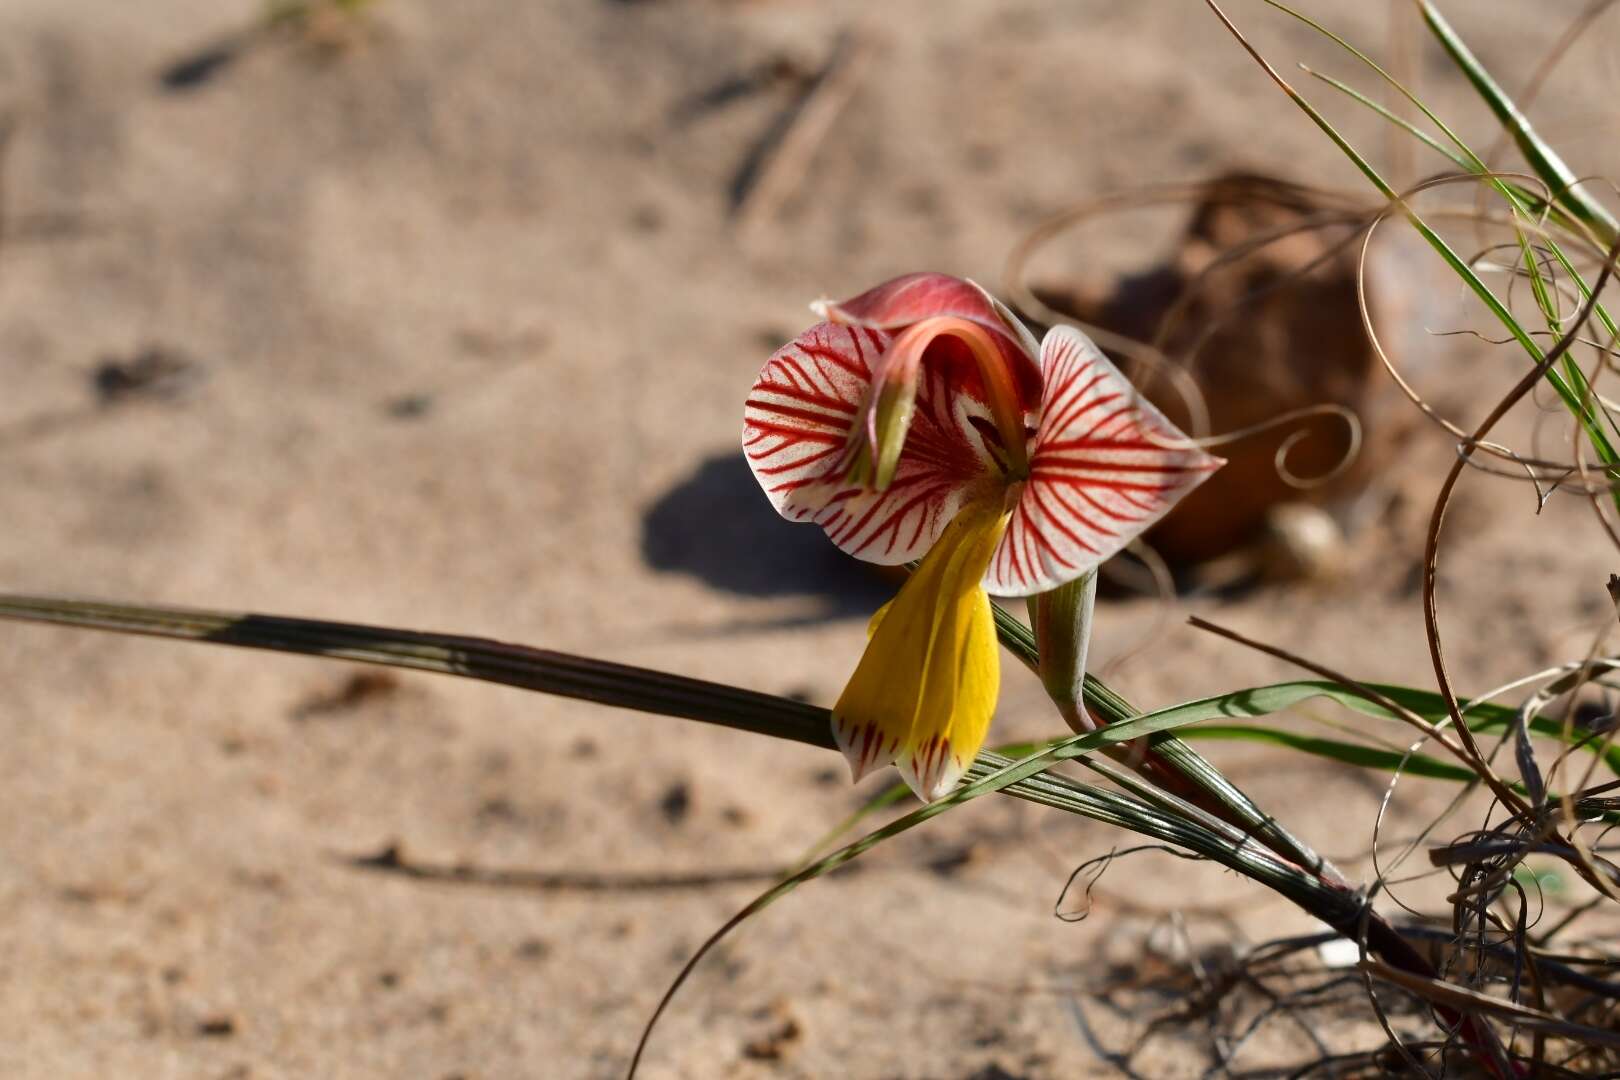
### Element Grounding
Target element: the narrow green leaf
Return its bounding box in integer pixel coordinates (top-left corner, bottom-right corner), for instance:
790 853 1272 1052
1179 724 1476 781
1156 678 1620 777
0 593 837 750
1418 0 1619 245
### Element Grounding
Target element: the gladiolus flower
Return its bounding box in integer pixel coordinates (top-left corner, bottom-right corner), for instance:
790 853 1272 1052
743 273 1221 801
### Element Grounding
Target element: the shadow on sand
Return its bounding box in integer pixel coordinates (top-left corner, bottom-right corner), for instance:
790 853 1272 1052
640 451 892 623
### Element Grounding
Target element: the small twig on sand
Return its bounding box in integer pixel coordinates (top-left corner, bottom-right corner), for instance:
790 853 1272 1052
732 29 874 239
339 841 841 893
0 111 15 259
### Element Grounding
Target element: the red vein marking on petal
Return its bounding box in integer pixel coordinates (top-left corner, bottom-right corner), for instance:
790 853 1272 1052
1112 488 1159 513
1077 403 1136 441
798 340 869 382
1037 436 1199 453
754 377 860 416
862 490 943 558
860 723 880 769
753 443 845 475
829 478 952 558
1027 504 1060 572
1072 488 1136 525
1017 516 1039 582
1033 462 1191 491
744 421 846 447
1053 393 1126 441
847 326 884 370
777 357 813 392
1032 455 1210 476
1043 373 1112 432
1043 484 1112 546
827 487 917 551
1003 512 1028 582
1021 484 1086 564
745 396 857 427
906 500 933 549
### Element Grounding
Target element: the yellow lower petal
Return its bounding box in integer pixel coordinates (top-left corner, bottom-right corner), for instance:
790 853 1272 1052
832 499 1009 802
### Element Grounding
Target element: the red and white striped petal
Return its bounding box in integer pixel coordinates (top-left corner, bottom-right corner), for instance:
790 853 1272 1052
743 322 999 566
742 322 879 509
984 325 1223 596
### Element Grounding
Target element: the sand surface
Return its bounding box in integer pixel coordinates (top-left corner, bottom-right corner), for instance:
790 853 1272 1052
2 1 1619 1076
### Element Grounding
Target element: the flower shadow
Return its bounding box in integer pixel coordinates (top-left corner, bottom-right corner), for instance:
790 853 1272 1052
640 450 892 622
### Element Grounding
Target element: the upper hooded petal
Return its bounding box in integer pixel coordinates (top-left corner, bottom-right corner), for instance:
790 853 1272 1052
817 272 1005 331
815 272 1044 414
984 325 1224 596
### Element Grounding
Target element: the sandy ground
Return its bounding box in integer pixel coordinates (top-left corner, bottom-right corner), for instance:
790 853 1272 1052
2 1 1620 1077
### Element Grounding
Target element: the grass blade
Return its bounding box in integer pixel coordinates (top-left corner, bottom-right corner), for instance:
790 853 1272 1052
629 710 1366 1075
1180 724 1477 781
1418 0 1619 245
1216 0 1620 494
